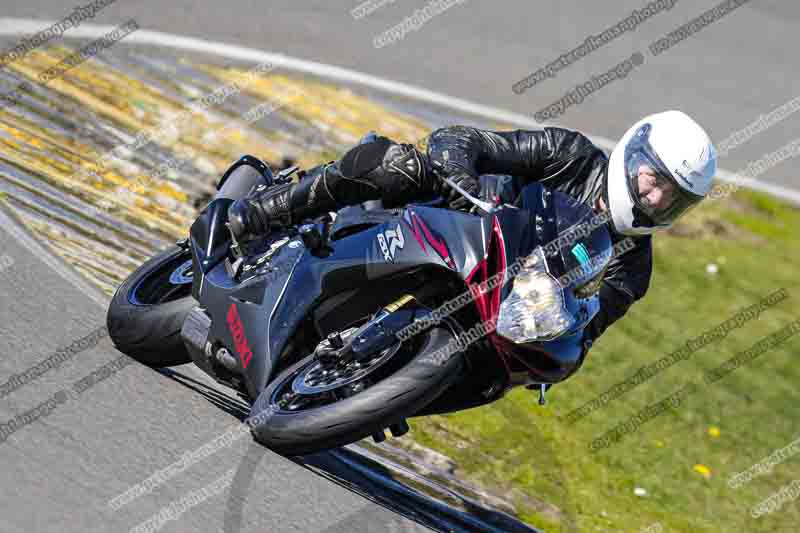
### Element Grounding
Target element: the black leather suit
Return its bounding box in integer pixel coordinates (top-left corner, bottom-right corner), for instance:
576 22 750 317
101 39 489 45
264 126 653 343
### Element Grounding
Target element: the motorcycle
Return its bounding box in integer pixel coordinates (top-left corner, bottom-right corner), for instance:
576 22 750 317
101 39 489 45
107 149 613 455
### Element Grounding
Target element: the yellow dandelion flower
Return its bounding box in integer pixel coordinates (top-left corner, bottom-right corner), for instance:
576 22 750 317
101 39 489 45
693 464 712 479
655 440 664 448
708 426 721 438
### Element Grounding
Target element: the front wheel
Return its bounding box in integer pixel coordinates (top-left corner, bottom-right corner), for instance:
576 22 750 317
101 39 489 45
106 245 196 367
249 325 463 455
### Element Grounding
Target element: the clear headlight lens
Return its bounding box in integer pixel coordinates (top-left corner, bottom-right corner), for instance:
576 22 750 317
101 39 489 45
496 247 574 343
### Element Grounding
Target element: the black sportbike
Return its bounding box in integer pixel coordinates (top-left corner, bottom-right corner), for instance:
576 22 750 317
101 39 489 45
107 152 612 455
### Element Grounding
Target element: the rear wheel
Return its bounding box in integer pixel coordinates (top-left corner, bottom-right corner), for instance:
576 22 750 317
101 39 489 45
249 322 464 455
106 245 196 367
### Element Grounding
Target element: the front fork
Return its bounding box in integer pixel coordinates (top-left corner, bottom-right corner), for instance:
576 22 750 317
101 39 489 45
308 293 444 444
314 294 421 368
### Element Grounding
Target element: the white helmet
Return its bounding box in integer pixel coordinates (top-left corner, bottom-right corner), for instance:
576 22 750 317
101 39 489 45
606 110 717 235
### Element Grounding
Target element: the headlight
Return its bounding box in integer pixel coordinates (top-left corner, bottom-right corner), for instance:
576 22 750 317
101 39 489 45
496 247 575 343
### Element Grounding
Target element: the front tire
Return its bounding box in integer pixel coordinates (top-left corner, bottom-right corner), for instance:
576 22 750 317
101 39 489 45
107 245 196 367
249 325 463 455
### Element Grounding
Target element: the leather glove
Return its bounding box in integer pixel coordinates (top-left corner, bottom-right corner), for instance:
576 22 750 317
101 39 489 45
227 182 294 243
341 139 437 207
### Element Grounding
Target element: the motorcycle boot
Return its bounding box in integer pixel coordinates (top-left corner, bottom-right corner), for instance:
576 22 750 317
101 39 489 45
227 136 437 243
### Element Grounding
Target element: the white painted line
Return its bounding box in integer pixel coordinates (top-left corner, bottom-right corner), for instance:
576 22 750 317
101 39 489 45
0 202 109 309
0 18 797 204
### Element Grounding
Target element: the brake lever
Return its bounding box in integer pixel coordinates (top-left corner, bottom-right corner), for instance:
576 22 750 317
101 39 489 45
274 165 299 185
438 173 498 216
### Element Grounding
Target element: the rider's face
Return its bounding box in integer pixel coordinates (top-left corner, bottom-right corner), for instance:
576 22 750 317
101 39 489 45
636 165 676 211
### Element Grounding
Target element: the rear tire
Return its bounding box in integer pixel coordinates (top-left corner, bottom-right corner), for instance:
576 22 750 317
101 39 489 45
249 325 463 455
107 245 196 367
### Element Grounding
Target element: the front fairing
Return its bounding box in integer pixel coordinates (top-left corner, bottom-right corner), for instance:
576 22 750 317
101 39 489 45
492 329 587 383
490 182 613 382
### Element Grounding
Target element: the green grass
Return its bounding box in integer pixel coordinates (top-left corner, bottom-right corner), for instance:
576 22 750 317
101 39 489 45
407 189 800 532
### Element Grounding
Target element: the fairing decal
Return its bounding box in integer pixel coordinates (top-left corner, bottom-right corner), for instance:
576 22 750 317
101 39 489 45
402 210 427 252
464 215 507 330
376 223 405 262
226 303 253 369
402 209 455 268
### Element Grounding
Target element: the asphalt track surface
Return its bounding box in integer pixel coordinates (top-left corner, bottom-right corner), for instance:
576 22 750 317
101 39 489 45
0 207 437 531
0 2 795 532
